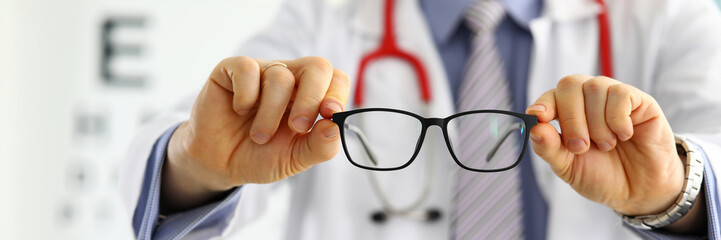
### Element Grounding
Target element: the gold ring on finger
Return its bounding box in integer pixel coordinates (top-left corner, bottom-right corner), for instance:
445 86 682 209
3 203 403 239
261 61 288 74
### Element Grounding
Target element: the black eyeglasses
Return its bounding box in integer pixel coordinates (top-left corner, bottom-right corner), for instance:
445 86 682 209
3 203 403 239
331 108 538 172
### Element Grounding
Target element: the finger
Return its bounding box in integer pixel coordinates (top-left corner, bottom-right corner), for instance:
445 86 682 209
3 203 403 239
295 119 341 168
250 62 296 144
194 57 259 134
582 76 618 151
223 57 261 115
320 69 351 119
285 57 334 133
606 84 641 141
529 122 574 183
556 75 593 154
526 89 557 123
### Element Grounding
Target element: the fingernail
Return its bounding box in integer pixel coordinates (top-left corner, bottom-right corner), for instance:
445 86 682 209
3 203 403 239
527 104 546 112
292 116 312 133
568 139 587 153
323 125 339 139
253 133 270 144
326 102 343 113
530 134 543 143
236 110 249 116
619 133 630 141
598 142 612 151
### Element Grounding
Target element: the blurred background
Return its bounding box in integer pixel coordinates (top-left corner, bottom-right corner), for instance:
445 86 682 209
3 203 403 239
0 0 331 239
1 0 720 239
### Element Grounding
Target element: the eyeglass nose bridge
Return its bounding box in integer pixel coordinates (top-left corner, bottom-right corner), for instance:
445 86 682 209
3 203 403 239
417 118 450 146
423 118 445 127
415 117 447 147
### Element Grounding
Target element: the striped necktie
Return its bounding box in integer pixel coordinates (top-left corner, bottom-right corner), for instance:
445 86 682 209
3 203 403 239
452 0 525 239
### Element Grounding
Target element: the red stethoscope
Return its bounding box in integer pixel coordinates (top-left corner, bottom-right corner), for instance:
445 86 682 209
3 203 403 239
354 0 614 107
357 0 614 223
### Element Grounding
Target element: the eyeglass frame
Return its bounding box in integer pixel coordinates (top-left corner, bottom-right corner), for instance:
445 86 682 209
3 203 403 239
331 108 538 172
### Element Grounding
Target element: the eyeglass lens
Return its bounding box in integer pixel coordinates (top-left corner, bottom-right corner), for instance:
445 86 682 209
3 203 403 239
446 113 526 171
343 111 422 169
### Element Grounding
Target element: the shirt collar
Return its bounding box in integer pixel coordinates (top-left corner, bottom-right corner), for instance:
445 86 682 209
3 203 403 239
420 0 543 44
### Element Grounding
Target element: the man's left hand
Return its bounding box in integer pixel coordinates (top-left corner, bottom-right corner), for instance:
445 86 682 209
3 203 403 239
526 75 684 216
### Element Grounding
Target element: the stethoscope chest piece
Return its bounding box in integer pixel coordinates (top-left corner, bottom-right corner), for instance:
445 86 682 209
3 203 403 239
371 211 388 223
370 208 443 224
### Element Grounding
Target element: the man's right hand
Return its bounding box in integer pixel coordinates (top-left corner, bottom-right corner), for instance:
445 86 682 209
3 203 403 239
162 56 350 212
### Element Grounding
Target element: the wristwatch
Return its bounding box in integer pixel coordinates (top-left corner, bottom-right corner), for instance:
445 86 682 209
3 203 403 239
620 136 704 230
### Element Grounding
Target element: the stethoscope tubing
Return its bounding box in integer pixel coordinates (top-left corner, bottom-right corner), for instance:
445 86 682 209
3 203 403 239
366 144 435 215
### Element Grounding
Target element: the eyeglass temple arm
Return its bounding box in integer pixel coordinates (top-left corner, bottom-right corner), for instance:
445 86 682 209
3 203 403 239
486 122 524 162
344 123 379 166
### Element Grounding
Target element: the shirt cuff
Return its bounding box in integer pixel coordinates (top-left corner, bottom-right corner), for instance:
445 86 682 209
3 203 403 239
628 140 720 239
132 123 243 240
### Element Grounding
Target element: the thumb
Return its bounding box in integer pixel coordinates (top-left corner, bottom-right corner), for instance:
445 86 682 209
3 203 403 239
529 122 574 182
296 119 341 168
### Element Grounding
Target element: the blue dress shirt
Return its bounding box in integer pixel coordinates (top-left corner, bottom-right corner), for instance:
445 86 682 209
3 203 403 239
133 123 244 240
133 0 720 239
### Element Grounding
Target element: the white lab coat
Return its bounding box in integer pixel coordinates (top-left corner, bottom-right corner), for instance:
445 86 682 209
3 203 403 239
119 0 721 239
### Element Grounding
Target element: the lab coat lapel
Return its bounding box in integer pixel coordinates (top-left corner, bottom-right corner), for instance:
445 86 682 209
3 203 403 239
527 0 602 107
527 0 640 239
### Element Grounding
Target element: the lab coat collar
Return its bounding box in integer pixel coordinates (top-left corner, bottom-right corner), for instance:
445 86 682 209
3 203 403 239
420 0 543 44
540 0 601 22
349 0 601 45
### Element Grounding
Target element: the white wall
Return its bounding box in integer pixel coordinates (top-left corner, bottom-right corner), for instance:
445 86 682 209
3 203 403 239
0 0 299 239
0 0 16 238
